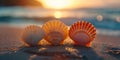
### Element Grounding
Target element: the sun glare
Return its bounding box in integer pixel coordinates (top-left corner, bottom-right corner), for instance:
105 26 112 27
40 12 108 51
36 0 110 9
38 0 72 9
54 11 62 18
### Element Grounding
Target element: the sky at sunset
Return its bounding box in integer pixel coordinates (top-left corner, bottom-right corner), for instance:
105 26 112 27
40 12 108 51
0 0 120 9
38 0 120 9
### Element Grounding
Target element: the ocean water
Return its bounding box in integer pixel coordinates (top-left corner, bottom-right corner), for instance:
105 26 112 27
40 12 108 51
0 7 120 36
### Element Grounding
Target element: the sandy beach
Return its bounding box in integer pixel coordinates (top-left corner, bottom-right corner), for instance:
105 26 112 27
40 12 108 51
0 26 120 60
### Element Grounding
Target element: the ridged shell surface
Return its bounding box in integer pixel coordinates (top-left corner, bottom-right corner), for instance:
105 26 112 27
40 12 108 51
22 25 45 46
69 21 96 47
42 20 68 45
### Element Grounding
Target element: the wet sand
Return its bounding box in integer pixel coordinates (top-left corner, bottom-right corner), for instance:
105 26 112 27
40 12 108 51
0 26 120 60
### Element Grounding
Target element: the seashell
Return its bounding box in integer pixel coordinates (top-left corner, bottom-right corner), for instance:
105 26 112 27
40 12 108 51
21 25 45 46
69 21 96 47
42 20 68 45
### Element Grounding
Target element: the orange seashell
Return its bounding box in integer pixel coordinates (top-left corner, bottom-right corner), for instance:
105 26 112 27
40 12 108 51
69 21 96 47
42 20 68 45
22 25 45 46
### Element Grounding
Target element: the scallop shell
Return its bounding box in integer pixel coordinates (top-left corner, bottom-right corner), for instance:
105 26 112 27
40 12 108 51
42 20 68 45
69 21 96 47
22 25 45 46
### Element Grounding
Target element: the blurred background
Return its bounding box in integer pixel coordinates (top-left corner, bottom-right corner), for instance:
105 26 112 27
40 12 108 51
0 0 120 36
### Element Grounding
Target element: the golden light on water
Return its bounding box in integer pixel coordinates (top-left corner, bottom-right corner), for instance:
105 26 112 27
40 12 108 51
54 11 62 18
96 15 103 22
116 17 120 22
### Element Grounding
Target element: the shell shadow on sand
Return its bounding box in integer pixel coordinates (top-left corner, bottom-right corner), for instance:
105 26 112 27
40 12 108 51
14 46 103 60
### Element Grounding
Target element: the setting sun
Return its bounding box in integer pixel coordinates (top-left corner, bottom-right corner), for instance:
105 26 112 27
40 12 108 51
36 0 119 9
37 0 73 9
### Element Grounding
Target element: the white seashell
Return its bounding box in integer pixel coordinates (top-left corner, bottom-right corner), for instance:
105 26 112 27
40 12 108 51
42 20 68 45
69 21 96 47
22 25 45 46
